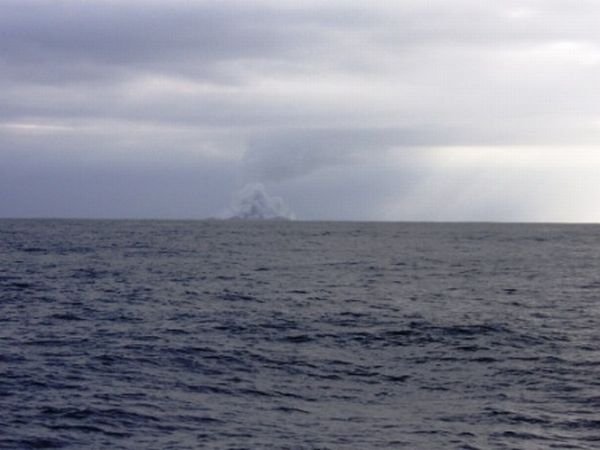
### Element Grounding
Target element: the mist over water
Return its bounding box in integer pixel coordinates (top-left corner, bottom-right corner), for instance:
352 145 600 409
221 183 295 220
2 220 600 449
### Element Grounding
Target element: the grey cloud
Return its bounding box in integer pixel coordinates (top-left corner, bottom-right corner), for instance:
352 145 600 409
241 120 600 185
3 0 600 220
3 0 600 129
0 1 378 85
241 127 450 182
8 0 599 87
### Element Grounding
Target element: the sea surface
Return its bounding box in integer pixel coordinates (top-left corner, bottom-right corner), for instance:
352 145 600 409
1 220 600 449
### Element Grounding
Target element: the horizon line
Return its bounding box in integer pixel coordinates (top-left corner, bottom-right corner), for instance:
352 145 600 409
1 216 599 225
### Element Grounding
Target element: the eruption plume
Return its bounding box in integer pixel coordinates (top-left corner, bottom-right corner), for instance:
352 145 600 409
223 183 295 220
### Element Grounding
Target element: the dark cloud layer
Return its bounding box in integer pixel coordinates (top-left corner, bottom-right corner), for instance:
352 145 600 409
0 1 372 85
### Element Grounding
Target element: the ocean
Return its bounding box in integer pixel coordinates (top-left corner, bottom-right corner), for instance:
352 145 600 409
1 220 599 449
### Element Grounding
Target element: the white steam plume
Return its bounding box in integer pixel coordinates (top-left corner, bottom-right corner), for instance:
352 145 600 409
222 183 295 220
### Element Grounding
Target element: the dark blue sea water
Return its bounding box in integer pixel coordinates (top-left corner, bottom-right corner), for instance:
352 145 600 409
1 220 600 449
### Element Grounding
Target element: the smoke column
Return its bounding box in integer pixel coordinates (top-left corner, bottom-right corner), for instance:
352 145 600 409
223 183 295 220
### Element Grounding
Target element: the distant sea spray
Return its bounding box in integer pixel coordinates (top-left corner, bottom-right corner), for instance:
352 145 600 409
220 183 295 220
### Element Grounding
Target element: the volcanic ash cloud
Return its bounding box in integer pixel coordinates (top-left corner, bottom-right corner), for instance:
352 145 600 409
223 183 295 220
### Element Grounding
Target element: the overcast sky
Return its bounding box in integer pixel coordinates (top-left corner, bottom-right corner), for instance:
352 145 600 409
2 0 600 221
